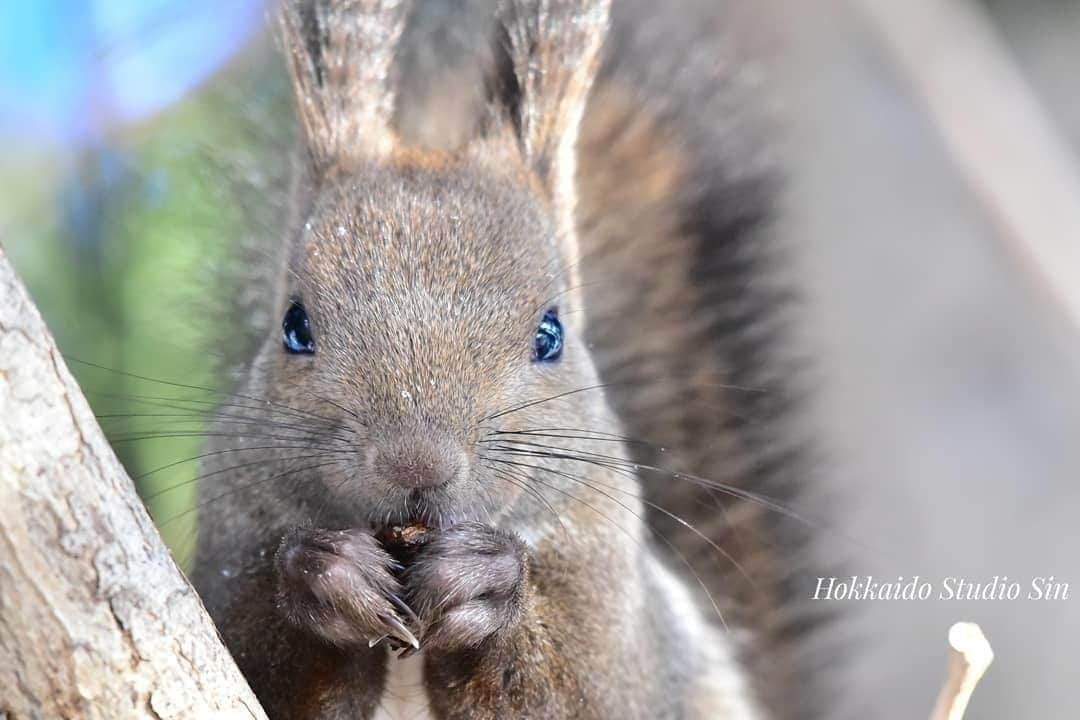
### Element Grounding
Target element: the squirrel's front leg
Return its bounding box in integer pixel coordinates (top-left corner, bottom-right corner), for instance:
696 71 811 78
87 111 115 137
406 523 651 719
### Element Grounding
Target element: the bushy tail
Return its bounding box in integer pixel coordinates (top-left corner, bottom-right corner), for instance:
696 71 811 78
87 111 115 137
575 1 826 715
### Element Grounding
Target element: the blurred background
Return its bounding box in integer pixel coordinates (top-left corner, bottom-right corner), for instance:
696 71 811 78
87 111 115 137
1 0 1078 717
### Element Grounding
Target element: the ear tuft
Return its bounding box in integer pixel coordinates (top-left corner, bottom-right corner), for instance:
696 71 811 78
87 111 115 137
496 0 611 304
499 0 610 196
279 0 409 170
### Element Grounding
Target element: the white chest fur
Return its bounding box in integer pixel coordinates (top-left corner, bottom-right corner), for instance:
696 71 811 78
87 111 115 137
372 649 434 720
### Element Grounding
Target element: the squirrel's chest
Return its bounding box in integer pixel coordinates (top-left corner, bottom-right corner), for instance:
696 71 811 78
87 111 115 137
373 650 433 720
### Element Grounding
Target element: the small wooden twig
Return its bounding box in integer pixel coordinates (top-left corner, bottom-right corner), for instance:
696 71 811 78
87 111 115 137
929 622 994 720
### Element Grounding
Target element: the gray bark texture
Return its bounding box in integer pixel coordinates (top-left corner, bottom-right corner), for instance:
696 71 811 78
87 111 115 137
0 247 267 720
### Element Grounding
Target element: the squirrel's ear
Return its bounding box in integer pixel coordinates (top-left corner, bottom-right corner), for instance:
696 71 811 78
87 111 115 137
491 0 610 267
279 0 407 171
495 0 609 191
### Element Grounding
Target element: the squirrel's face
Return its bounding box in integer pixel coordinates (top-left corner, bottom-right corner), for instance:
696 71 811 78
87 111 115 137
259 0 613 530
252 160 609 528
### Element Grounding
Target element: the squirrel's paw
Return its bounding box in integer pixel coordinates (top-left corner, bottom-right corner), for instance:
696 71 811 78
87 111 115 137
274 527 418 650
404 522 527 652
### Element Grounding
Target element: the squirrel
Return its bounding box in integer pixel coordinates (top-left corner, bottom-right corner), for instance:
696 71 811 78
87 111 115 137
190 0 819 718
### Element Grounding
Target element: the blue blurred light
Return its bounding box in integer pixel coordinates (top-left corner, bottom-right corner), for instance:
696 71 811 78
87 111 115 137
0 0 265 146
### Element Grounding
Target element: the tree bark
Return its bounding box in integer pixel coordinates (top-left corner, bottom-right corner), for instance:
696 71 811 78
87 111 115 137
0 247 266 720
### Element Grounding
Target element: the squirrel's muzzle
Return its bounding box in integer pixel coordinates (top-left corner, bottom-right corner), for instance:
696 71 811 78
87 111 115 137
370 430 466 490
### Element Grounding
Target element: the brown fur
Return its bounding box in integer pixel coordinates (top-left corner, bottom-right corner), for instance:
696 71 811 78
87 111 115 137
578 73 795 718
279 0 407 166
192 0 815 718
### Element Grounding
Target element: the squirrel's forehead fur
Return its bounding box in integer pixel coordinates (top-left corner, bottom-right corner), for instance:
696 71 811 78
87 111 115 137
291 160 565 363
302 161 559 303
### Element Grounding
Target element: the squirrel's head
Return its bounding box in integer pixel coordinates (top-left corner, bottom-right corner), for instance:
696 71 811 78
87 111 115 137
250 0 618 529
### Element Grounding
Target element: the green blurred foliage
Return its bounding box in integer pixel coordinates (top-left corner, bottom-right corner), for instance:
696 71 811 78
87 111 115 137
3 39 290 568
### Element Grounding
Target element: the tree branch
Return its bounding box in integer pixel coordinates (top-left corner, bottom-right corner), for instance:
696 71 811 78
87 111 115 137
0 247 266 719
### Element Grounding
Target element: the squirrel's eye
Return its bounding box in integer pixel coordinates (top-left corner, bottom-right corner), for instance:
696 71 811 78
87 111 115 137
534 309 563 362
282 301 315 354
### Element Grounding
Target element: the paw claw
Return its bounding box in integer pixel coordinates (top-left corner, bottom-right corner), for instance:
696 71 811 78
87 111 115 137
389 593 419 624
380 612 420 650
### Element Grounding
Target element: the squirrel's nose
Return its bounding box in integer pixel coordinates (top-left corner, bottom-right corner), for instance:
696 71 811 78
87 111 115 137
371 433 465 490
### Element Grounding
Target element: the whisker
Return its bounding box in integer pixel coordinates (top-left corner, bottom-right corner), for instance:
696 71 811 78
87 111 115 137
69 356 348 426
106 430 349 446
486 453 757 593
96 412 354 445
482 375 767 426
484 439 809 527
157 457 346 530
479 459 570 540
86 389 335 428
486 439 882 557
165 456 347 569
481 383 618 422
139 445 355 501
481 427 657 449
485 457 728 631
